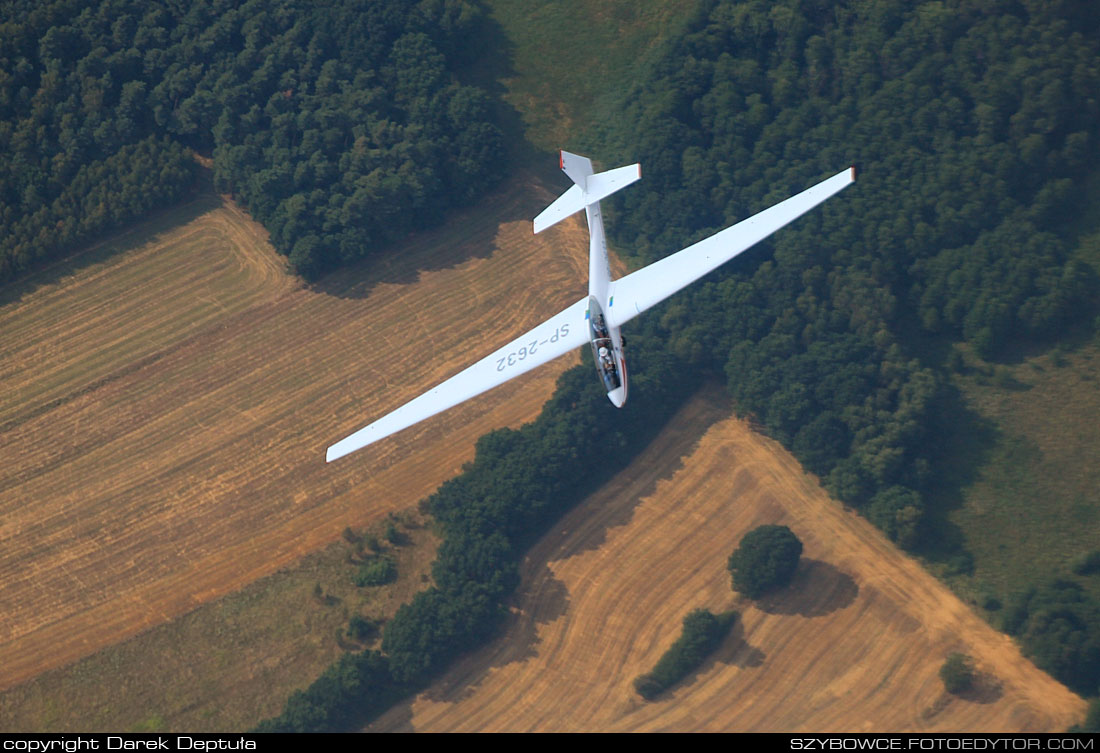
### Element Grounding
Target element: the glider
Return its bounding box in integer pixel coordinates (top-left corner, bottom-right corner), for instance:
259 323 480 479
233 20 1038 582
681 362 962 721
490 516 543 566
326 152 855 462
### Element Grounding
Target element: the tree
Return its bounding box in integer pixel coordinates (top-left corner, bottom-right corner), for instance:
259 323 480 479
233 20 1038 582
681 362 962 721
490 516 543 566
728 525 802 599
939 652 974 694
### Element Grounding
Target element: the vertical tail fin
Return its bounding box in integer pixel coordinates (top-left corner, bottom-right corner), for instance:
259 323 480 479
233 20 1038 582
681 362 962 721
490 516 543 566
560 150 594 189
533 151 641 233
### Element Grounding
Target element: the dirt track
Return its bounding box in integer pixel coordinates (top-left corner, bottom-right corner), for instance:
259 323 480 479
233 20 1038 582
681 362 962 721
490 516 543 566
0 176 588 692
370 386 1086 732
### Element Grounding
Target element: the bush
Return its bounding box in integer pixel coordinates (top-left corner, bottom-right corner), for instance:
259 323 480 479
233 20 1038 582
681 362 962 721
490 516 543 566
355 556 397 587
634 609 736 700
728 525 803 599
939 652 974 694
348 615 379 642
384 519 407 546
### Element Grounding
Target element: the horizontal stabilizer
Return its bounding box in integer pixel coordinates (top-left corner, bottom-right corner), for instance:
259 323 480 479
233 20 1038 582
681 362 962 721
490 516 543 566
585 164 641 204
533 161 642 234
533 184 586 234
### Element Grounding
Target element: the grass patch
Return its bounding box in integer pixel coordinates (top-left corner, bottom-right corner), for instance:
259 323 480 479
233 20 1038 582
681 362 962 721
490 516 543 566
938 343 1100 607
482 0 699 157
924 162 1100 609
0 508 437 733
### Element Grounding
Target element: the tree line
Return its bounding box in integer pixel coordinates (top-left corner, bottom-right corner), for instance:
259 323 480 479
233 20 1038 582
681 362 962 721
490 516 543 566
256 335 694 731
0 0 504 284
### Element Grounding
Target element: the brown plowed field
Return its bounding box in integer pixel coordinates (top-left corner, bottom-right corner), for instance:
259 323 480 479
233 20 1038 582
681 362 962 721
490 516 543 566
0 176 588 692
370 385 1086 732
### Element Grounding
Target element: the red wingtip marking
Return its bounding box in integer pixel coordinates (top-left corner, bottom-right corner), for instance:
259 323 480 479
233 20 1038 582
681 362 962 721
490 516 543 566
850 164 858 180
559 151 564 170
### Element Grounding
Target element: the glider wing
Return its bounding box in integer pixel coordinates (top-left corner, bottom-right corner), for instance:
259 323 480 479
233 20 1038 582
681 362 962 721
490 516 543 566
326 295 590 462
606 167 855 328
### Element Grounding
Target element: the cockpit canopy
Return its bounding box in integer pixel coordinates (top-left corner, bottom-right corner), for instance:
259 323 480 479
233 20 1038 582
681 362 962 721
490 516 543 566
588 299 620 392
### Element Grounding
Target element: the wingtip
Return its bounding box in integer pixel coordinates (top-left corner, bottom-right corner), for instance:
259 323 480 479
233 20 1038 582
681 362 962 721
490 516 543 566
850 164 857 181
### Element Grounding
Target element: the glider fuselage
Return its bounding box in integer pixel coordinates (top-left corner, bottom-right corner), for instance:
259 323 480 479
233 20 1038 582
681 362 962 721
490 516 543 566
585 201 627 407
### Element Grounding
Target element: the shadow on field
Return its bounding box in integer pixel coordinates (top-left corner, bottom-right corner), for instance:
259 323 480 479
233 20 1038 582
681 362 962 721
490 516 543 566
0 191 219 310
755 559 859 618
405 388 735 707
956 670 1004 705
551 384 734 561
308 170 552 301
924 671 1005 721
915 384 999 574
491 569 571 669
406 568 571 708
713 617 766 670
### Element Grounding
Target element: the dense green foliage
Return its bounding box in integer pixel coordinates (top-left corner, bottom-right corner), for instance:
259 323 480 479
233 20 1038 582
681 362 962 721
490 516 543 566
355 555 397 587
256 334 693 730
634 609 736 700
254 649 400 733
600 0 1100 554
939 652 974 694
727 524 802 599
1002 580 1100 696
0 0 503 283
347 615 379 642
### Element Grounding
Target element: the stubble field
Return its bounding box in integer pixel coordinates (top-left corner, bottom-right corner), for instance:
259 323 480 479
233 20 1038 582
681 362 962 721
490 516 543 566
0 174 588 694
370 385 1086 732
1 169 1085 733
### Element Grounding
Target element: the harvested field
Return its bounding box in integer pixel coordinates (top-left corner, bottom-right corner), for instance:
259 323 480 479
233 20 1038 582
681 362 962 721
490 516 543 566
370 385 1086 732
0 174 589 693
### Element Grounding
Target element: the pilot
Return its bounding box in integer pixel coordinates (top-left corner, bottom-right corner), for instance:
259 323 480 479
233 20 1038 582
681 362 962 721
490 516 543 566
598 346 613 371
594 315 608 338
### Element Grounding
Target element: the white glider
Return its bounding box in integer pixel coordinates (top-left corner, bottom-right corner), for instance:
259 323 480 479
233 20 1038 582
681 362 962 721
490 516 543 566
326 152 855 462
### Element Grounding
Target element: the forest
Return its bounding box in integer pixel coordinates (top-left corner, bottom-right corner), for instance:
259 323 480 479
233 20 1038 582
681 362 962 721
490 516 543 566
602 0 1099 547
597 0 1100 705
0 0 504 283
